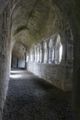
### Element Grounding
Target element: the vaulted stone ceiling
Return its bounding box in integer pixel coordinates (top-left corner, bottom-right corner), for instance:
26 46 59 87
12 42 26 58
11 0 69 48
10 0 80 57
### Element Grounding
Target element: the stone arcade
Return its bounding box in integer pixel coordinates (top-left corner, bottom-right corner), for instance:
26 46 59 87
0 0 80 119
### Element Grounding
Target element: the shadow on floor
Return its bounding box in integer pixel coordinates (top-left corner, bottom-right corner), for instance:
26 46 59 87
3 71 74 120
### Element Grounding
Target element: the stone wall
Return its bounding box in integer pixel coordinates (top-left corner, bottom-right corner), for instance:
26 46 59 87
18 57 26 69
11 42 27 69
27 33 73 91
0 1 11 120
11 56 18 68
27 63 72 91
11 55 26 69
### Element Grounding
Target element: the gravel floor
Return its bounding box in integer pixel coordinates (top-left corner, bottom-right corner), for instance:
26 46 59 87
3 71 74 120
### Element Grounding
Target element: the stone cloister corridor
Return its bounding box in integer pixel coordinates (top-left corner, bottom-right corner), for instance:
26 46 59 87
0 0 80 120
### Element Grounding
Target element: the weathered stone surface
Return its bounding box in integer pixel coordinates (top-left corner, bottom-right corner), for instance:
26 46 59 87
3 71 73 120
11 0 71 50
0 0 80 119
0 2 11 120
27 63 72 91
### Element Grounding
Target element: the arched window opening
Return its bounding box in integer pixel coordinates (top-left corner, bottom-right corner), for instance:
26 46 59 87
35 46 37 62
59 42 63 63
39 44 42 63
54 34 63 64
26 53 29 63
11 42 26 69
44 41 48 63
30 49 33 62
33 46 35 62
49 39 53 63
37 45 40 63
52 48 55 63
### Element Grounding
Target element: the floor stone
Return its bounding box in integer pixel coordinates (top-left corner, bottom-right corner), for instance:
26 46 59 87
3 70 74 120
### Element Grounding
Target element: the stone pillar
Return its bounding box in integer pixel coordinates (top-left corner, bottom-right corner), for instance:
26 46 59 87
72 24 80 119
26 52 29 63
47 40 49 63
41 41 44 63
33 46 35 62
60 33 67 64
49 39 53 63
38 45 41 63
44 41 48 63
25 52 27 69
16 58 18 68
35 46 37 62
39 43 42 63
34 46 36 62
37 45 39 63
0 9 11 120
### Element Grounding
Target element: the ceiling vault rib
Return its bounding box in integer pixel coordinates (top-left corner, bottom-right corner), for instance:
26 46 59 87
12 0 38 36
13 25 28 35
10 0 21 17
26 0 38 29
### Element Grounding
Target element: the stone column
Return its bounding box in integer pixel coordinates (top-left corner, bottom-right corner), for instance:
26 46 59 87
0 8 11 120
60 33 67 65
44 41 48 63
37 45 40 63
25 52 27 69
39 43 42 63
64 9 80 119
72 22 80 120
35 46 37 62
38 45 40 63
49 39 53 63
47 40 49 63
33 46 35 62
16 58 18 68
41 41 44 63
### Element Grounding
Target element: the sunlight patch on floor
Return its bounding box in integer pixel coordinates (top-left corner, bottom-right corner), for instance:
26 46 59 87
10 70 27 74
10 70 34 79
10 74 23 79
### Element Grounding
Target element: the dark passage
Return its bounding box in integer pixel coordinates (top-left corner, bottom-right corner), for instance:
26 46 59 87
3 71 73 120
